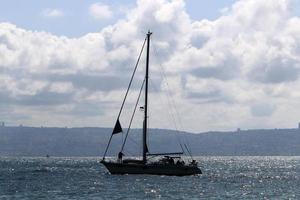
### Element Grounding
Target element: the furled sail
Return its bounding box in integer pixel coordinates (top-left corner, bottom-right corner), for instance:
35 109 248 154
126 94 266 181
145 144 149 153
112 119 123 134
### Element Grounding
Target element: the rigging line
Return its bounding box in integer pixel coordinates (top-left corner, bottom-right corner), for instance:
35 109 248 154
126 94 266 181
148 78 179 134
156 54 182 129
151 48 181 132
184 143 194 160
160 74 194 158
123 149 136 156
102 36 147 160
120 79 146 153
123 132 140 154
149 72 185 154
123 129 141 147
151 46 180 131
127 134 140 146
149 70 179 136
116 37 147 121
151 42 192 157
158 59 194 157
148 78 171 124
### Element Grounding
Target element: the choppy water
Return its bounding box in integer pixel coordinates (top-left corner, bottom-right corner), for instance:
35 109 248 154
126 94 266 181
1 157 300 199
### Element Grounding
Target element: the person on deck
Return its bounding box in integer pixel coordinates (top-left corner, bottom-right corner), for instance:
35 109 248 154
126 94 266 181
169 157 174 164
118 152 124 163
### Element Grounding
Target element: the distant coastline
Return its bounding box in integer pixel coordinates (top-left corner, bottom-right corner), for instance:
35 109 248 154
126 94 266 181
1 126 300 156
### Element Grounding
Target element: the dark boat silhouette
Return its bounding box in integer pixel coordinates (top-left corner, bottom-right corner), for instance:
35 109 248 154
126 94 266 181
101 31 202 176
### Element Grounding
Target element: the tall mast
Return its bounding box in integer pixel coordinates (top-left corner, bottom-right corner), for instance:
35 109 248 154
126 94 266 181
143 31 152 163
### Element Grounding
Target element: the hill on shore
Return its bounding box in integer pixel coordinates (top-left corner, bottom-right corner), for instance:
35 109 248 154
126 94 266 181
1 126 300 156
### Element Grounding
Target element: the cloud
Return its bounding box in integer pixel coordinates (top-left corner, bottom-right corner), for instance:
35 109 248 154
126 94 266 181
41 8 64 18
249 57 299 83
250 103 276 117
0 23 108 73
43 73 141 92
89 3 112 20
1 0 300 131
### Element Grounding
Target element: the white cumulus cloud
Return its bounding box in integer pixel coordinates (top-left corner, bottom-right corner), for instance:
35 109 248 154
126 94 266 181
41 8 64 18
89 3 112 20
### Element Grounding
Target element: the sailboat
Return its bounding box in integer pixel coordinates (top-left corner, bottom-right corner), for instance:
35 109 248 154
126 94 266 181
101 31 202 176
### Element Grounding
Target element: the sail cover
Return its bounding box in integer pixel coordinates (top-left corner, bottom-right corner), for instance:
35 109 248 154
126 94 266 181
112 119 123 134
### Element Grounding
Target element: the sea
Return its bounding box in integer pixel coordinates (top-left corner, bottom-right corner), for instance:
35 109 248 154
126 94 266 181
1 156 300 199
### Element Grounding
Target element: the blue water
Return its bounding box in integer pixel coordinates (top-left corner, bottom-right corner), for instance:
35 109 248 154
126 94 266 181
1 157 300 199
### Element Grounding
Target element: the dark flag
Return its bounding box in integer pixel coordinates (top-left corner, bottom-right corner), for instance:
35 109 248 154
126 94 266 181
112 119 123 134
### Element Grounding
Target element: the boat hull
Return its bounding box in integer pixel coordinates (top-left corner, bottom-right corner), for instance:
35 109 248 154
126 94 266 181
101 161 202 176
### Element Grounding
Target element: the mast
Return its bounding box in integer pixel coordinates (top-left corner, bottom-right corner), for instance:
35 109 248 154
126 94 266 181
143 31 152 163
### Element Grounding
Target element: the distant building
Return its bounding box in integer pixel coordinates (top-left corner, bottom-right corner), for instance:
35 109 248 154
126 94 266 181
237 128 241 132
298 122 300 129
0 122 4 127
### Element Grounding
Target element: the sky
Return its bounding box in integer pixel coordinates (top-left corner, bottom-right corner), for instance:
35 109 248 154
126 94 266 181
1 0 300 133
